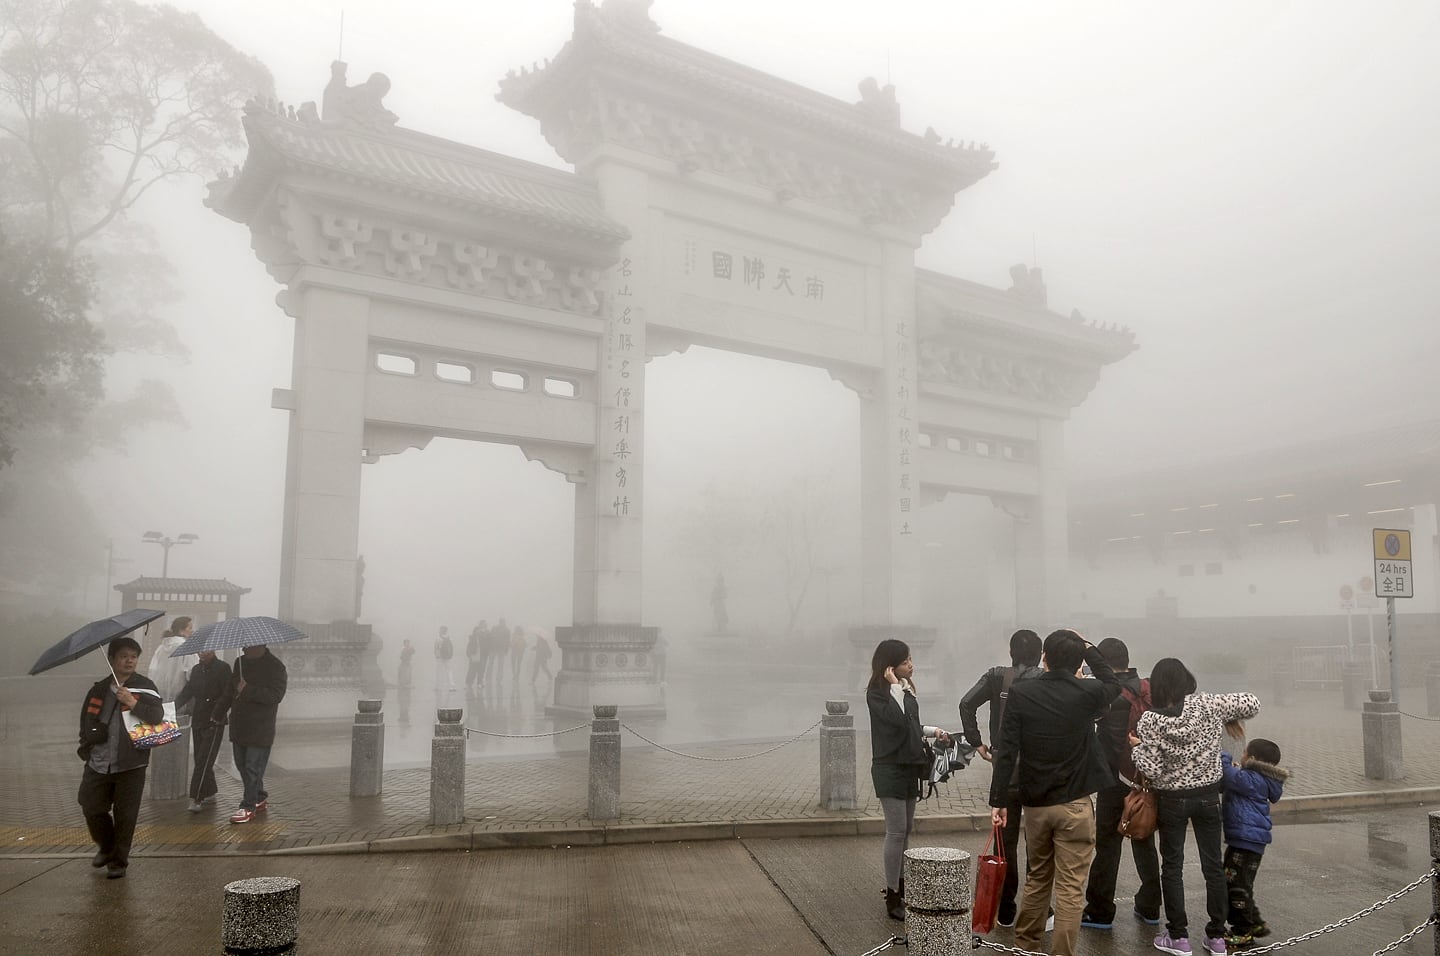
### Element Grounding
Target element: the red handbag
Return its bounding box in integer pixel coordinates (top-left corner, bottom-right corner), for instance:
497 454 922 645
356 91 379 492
972 822 1008 934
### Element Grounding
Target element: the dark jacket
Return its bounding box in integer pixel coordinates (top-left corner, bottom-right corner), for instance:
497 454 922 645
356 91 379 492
217 650 288 747
77 672 164 770
1221 751 1288 854
988 645 1121 808
958 663 1043 749
1095 671 1146 785
175 656 233 726
867 683 927 767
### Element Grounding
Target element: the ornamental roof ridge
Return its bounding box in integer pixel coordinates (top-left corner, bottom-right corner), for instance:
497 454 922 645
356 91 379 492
213 97 628 244
498 0 995 177
917 268 1138 361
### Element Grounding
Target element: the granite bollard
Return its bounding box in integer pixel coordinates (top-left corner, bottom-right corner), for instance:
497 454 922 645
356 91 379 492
1429 811 1438 956
222 876 300 955
146 715 190 801
350 699 384 797
1342 662 1368 711
819 700 856 810
429 707 465 826
588 704 621 822
1362 690 1404 780
903 846 971 956
1427 661 1440 718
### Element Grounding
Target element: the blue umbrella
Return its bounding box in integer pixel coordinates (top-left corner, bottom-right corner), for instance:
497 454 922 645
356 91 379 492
30 608 165 675
169 616 308 656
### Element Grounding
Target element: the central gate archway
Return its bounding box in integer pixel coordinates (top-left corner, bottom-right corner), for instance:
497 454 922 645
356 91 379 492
208 1 1134 717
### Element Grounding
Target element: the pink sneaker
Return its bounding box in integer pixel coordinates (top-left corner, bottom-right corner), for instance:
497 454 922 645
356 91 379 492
229 808 254 824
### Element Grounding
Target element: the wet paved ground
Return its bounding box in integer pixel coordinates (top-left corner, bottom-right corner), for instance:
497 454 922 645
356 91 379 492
0 806 1435 954
7 668 1440 954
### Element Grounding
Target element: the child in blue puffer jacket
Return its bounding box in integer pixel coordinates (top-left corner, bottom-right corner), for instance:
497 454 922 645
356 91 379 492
1220 738 1288 949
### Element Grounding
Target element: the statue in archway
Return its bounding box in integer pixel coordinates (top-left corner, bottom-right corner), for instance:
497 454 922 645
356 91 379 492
710 572 729 635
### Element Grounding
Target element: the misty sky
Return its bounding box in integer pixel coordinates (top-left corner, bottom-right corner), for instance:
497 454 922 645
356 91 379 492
77 0 1440 638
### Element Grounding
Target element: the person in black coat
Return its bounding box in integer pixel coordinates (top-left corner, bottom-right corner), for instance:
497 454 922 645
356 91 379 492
76 636 165 878
214 644 287 823
175 649 232 811
989 629 1119 956
957 628 1043 927
866 638 952 921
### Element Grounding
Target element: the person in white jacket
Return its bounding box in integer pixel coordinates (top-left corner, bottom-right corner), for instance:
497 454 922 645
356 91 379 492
148 616 197 700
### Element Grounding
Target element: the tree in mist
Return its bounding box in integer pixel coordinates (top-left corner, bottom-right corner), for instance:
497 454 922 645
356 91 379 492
0 0 271 596
763 475 839 637
0 235 103 468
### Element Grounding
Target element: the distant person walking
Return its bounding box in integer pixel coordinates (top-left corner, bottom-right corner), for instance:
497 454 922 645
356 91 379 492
76 637 165 879
867 638 952 921
957 628 1043 927
1132 658 1260 956
174 649 232 812
531 634 554 687
434 626 455 691
465 623 486 692
218 644 288 824
487 618 509 686
398 639 414 688
509 625 527 684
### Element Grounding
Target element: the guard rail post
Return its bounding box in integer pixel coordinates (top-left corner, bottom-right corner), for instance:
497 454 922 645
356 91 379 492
429 707 465 826
350 699 384 797
820 699 857 810
588 704 621 822
1362 690 1404 781
1430 810 1438 956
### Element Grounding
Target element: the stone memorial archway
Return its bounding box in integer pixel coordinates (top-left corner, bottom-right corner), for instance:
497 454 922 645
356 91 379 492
207 1 1134 718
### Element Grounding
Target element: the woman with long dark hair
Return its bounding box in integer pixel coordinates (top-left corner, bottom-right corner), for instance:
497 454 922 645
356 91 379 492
1132 658 1259 956
866 638 952 921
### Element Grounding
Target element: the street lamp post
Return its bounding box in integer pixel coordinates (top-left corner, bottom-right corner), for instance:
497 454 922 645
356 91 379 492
142 531 199 579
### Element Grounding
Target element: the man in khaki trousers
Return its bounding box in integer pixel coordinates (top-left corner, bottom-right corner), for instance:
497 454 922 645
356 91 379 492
989 629 1121 956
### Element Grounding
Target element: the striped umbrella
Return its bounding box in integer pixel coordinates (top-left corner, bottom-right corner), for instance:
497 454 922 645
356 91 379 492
169 616 307 657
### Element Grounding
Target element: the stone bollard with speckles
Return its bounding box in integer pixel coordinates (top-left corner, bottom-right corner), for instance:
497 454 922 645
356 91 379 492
588 705 621 822
1363 690 1404 781
819 700 856 810
349 699 384 798
430 708 465 826
903 846 972 956
222 876 300 955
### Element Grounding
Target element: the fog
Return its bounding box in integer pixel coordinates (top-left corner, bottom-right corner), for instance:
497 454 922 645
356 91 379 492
11 1 1440 667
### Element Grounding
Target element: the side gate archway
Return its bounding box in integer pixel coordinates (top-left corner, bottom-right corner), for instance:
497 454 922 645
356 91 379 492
208 2 1133 718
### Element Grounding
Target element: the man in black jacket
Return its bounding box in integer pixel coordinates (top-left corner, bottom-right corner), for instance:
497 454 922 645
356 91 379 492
990 629 1120 956
1081 637 1162 930
76 636 165 878
175 649 232 812
216 644 287 824
958 628 1043 926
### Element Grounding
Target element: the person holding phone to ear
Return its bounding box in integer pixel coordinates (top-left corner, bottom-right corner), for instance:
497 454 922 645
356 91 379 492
867 638 952 922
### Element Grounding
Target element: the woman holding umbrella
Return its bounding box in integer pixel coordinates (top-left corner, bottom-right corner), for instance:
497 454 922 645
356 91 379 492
76 636 165 879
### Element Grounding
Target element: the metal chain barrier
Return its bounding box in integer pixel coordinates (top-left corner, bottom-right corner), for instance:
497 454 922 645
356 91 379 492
1370 914 1439 956
463 722 588 739
1398 710 1440 722
1237 868 1433 954
973 939 1050 955
619 718 822 761
858 934 906 955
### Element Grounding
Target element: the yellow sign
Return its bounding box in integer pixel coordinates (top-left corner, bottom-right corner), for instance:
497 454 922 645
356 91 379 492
1372 529 1412 561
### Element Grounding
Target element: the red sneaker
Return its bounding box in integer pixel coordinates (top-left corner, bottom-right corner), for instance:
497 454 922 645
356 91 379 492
254 800 268 812
230 808 255 824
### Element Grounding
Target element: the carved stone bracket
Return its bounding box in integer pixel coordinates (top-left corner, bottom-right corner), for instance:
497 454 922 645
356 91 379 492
361 424 435 464
824 365 879 400
991 495 1033 524
517 441 590 483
